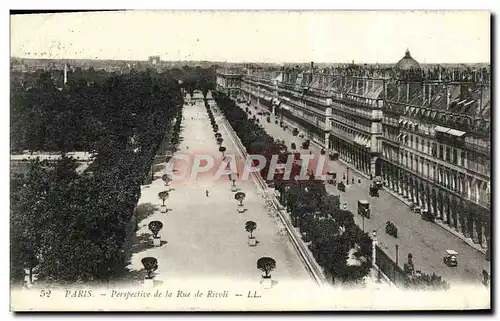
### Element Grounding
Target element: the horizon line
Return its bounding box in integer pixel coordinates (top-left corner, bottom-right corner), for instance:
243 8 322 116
11 56 491 66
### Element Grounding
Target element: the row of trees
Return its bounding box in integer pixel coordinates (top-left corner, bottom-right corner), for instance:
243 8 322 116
175 65 216 99
10 68 193 283
11 65 216 153
212 92 302 182
212 91 373 286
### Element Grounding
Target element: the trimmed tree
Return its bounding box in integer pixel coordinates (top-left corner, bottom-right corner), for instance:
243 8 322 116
257 257 276 278
148 221 163 238
141 257 158 279
161 174 171 186
245 221 257 238
235 191 246 206
158 191 169 206
219 146 226 156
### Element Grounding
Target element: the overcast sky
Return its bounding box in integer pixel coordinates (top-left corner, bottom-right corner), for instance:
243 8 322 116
10 10 490 64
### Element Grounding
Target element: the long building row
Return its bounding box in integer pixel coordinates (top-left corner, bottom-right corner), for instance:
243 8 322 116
215 50 491 253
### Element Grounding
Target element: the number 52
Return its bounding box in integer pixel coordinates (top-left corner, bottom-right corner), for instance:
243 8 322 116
40 290 51 298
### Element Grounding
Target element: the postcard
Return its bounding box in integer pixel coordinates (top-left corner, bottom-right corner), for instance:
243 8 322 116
10 10 491 311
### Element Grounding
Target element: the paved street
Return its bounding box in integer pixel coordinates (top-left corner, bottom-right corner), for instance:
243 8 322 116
247 103 490 286
125 94 313 287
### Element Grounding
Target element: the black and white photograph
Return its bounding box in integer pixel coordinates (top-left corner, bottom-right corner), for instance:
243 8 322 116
9 9 491 311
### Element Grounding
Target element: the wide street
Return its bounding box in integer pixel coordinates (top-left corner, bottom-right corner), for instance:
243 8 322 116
247 103 490 286
125 93 313 288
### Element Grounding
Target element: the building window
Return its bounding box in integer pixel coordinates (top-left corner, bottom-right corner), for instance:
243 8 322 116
415 137 419 151
439 145 444 159
432 143 437 157
452 149 458 164
445 146 451 162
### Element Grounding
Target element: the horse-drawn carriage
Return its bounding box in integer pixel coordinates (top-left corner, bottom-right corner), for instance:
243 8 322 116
326 172 336 185
369 184 379 197
385 221 398 238
421 209 436 222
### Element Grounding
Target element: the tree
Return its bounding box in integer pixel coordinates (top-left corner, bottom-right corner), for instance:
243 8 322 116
158 191 169 206
405 272 450 291
141 257 158 279
217 137 224 145
219 146 226 156
257 257 276 278
161 174 171 186
148 221 163 238
245 221 257 238
234 192 246 206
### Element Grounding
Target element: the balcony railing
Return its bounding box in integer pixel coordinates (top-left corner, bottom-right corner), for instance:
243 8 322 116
464 141 490 156
331 101 376 121
383 156 490 208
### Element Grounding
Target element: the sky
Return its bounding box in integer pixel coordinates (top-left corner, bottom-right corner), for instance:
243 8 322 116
10 10 491 64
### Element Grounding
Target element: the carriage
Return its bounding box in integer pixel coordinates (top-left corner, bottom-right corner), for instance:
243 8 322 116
443 250 458 267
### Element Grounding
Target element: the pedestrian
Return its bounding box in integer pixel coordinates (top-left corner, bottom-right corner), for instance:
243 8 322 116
351 178 354 185
206 190 209 197
358 178 361 184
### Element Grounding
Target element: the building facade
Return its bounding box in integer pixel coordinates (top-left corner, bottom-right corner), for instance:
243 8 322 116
215 51 491 251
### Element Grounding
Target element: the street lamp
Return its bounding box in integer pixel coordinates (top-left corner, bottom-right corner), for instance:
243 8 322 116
395 244 399 267
372 230 379 282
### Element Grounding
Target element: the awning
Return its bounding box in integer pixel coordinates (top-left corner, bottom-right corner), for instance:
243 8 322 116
365 139 371 148
399 119 404 125
435 126 451 133
409 107 415 115
424 110 431 117
430 111 437 119
402 120 408 127
401 134 407 142
447 129 466 137
396 133 403 140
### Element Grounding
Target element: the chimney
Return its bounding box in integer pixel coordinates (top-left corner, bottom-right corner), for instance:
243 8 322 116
428 84 432 103
423 83 426 105
446 85 451 108
311 61 314 70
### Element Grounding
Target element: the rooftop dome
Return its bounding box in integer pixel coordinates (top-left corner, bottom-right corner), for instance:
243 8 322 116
396 49 420 71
